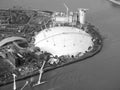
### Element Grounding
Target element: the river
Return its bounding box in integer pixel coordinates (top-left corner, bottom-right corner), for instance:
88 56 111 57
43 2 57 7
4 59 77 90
0 0 120 90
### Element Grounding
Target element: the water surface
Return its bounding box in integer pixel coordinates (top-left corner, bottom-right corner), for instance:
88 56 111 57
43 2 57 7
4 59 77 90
0 0 120 90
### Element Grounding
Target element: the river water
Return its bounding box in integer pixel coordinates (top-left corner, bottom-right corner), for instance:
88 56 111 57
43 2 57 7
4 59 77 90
1 0 120 90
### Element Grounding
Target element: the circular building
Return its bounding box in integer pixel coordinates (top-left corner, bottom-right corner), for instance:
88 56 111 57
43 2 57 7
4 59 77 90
34 26 94 57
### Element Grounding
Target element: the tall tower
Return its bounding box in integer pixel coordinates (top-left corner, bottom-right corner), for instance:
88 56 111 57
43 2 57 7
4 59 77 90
64 3 69 17
78 8 88 25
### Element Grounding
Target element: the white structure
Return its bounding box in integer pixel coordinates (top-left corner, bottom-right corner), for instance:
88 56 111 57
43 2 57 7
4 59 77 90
34 9 93 57
52 8 88 26
12 74 17 90
78 8 88 25
34 26 93 57
53 15 69 23
52 11 77 26
48 58 59 64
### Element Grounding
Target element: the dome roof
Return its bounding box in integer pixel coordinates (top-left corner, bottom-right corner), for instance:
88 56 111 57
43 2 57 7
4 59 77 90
34 26 94 56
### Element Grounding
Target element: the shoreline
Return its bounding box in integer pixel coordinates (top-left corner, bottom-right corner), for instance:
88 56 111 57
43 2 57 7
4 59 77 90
0 8 103 88
0 22 103 87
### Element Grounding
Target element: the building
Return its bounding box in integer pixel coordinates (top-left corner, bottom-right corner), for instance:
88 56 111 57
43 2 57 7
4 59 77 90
34 9 94 57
